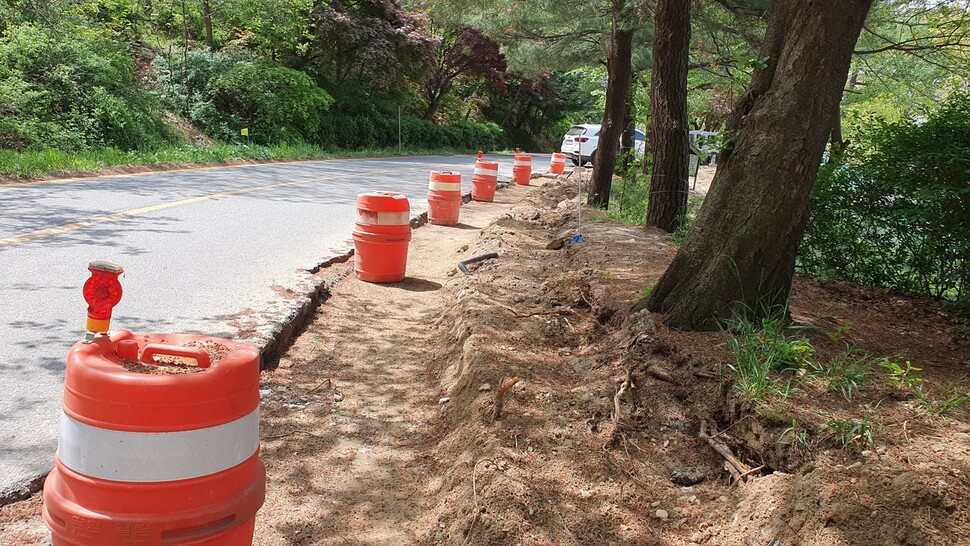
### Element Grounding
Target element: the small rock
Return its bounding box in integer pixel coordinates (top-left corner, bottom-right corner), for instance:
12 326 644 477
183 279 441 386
650 501 661 508
259 388 273 398
479 383 492 392
861 450 873 457
580 489 593 499
438 397 451 405
655 509 669 521
332 392 344 402
932 443 946 453
462 451 475 463
718 496 729 502
670 467 706 486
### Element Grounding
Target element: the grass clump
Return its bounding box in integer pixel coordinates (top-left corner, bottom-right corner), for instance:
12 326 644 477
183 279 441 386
723 310 814 402
808 351 870 401
917 383 970 416
819 411 875 450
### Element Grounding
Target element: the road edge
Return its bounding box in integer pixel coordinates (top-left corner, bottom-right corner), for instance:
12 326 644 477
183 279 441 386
0 182 501 507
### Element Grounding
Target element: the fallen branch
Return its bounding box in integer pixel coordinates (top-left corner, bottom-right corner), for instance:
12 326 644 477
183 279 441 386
308 378 332 394
492 377 521 421
645 366 676 384
737 465 766 481
700 422 754 483
609 366 635 440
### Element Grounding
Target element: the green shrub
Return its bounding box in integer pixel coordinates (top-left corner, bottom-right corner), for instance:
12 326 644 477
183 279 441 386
800 94 970 302
0 24 174 151
208 62 334 144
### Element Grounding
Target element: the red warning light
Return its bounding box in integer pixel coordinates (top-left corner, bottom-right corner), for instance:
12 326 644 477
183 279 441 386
83 261 124 333
477 151 483 160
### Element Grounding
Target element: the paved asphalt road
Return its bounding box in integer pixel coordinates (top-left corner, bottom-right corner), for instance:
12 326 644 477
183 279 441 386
0 153 551 500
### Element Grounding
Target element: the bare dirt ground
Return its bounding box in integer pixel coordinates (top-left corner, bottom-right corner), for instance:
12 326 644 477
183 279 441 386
3 168 968 546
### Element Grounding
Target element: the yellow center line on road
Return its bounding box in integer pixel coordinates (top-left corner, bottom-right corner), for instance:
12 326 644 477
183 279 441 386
0 167 426 249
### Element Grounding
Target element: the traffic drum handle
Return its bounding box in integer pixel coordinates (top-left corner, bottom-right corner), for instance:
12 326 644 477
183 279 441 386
141 344 212 368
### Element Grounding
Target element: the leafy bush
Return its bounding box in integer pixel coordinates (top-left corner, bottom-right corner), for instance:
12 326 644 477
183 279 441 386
0 24 174 151
208 62 334 144
153 49 249 124
800 94 970 303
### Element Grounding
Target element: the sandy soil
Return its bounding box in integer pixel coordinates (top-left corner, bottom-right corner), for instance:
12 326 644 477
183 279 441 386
2 171 968 546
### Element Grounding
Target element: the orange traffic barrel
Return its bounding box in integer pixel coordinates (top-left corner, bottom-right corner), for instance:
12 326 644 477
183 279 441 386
43 331 265 546
471 159 499 202
427 171 462 226
354 191 412 282
549 152 567 175
513 153 532 185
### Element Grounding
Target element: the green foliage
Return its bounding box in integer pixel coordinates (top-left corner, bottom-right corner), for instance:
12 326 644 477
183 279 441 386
778 419 812 450
819 412 874 450
723 310 812 402
808 352 870 402
800 94 970 303
917 383 970 416
608 153 650 224
877 357 923 393
672 196 704 245
208 61 334 144
0 23 174 151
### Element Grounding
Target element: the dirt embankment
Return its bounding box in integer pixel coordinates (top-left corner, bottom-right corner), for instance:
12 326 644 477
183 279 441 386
3 172 968 545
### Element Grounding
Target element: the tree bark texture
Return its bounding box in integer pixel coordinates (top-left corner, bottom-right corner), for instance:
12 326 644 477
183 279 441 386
646 0 874 330
587 0 634 208
620 88 636 173
646 0 691 233
202 0 215 52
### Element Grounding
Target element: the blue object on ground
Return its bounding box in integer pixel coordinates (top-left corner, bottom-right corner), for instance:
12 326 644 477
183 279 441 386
567 233 585 245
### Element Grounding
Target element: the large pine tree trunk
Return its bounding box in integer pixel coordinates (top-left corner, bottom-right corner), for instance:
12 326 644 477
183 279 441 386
646 0 691 232
646 0 873 330
587 0 633 208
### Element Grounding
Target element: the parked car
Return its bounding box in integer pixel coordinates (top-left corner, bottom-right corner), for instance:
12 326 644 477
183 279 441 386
560 124 646 166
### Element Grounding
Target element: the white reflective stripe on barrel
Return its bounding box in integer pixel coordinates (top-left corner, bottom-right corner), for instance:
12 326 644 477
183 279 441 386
356 210 411 225
428 181 461 191
57 408 259 482
474 167 498 176
551 157 566 164
513 160 531 167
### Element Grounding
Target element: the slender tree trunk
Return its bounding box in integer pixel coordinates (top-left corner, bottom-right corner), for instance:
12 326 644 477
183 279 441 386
829 69 859 162
646 0 874 330
202 0 215 52
646 0 691 232
620 83 636 173
587 0 634 208
423 90 441 120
